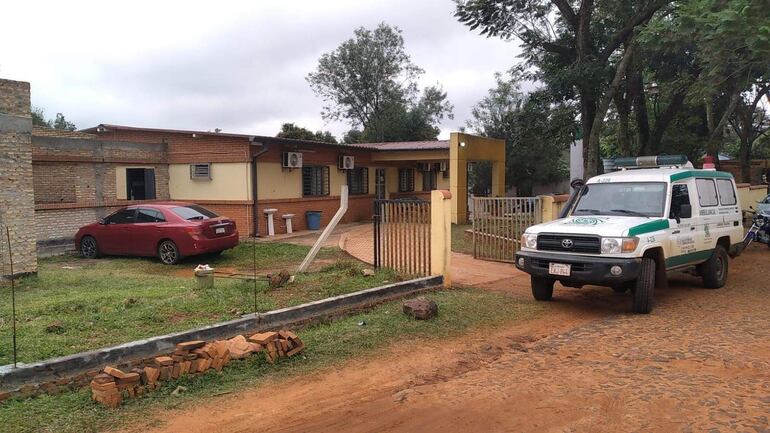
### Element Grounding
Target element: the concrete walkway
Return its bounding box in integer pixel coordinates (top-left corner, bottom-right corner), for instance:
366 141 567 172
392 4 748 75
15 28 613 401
338 223 524 287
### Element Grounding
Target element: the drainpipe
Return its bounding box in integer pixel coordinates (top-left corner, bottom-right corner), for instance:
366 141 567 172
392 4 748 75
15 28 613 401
559 178 585 219
250 138 270 237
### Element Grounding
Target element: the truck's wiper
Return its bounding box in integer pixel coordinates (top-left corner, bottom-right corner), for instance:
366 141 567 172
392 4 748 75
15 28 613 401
573 208 601 215
610 209 649 217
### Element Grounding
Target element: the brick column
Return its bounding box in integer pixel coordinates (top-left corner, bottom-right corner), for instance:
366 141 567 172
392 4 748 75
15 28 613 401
0 78 37 276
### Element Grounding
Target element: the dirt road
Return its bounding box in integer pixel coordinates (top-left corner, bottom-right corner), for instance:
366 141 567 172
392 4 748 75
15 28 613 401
139 245 770 433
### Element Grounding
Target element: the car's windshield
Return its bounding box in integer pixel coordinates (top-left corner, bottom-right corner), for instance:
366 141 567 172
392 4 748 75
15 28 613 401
572 182 667 217
171 205 218 221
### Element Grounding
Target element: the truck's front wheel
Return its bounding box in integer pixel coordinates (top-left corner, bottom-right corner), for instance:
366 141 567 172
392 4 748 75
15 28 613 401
633 258 655 314
531 276 554 301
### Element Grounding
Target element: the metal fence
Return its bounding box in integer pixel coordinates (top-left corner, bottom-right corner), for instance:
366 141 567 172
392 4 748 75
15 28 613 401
373 199 431 276
471 197 542 263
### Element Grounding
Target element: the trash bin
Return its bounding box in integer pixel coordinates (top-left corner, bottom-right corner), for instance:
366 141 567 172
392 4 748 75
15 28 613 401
305 210 322 230
193 264 214 290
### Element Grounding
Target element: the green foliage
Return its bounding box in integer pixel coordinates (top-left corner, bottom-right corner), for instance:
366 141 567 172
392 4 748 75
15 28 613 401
466 70 577 195
31 107 77 131
307 23 452 142
276 123 337 143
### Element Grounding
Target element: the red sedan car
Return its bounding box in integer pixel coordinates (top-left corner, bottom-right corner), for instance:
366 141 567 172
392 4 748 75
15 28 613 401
75 202 239 265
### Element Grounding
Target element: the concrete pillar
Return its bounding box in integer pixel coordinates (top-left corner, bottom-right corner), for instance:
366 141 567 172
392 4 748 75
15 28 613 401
430 190 452 287
539 195 556 223
0 78 37 277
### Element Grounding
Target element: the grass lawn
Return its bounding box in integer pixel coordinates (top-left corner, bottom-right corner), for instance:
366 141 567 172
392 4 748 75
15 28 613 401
452 224 474 255
0 287 543 433
0 242 396 365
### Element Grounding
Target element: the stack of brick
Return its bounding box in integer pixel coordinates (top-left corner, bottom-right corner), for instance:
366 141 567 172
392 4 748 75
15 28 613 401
90 331 305 408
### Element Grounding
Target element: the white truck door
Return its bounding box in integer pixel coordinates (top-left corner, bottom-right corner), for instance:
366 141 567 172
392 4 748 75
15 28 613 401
694 178 723 251
668 182 697 259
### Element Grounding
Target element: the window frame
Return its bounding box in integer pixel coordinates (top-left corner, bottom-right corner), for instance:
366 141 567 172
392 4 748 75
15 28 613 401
398 168 415 193
105 208 137 225
669 183 692 219
302 166 330 197
695 178 719 207
125 167 156 200
346 167 369 196
190 163 212 180
715 179 737 206
136 208 166 223
422 169 437 191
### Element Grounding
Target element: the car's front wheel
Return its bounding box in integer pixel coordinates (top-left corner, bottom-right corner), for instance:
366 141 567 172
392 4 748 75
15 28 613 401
531 276 554 301
158 240 181 265
80 236 100 259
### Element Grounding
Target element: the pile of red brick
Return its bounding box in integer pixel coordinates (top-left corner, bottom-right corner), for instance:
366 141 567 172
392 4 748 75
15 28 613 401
90 330 304 408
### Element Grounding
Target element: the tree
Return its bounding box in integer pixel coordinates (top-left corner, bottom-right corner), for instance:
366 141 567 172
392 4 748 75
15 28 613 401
729 84 770 182
456 0 671 178
276 123 338 143
307 23 452 142
467 71 577 196
31 106 77 131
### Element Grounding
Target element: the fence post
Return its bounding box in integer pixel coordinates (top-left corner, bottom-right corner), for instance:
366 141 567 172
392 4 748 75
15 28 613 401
538 195 555 223
430 190 452 287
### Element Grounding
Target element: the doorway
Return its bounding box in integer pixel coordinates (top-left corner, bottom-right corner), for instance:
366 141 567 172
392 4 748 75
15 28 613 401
375 168 386 199
126 168 156 200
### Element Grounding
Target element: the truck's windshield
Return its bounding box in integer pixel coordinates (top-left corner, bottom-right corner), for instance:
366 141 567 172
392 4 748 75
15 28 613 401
572 182 667 218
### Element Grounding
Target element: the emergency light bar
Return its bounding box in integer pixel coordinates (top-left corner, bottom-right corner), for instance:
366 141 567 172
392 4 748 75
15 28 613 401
603 155 688 171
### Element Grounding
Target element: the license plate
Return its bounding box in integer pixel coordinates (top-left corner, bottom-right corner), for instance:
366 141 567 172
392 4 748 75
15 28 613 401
215 227 225 234
549 263 571 276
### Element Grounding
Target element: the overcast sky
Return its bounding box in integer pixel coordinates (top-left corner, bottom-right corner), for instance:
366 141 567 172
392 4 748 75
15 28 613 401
0 0 521 140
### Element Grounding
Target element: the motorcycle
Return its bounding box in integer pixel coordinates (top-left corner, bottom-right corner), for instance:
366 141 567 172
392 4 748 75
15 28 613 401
742 206 770 249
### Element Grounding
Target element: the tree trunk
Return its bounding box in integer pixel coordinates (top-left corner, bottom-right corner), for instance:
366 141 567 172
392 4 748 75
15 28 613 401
739 138 752 183
586 43 636 178
614 91 631 156
706 86 741 159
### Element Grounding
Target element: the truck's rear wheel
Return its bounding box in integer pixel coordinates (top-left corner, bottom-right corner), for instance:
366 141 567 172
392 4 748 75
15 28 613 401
701 245 728 289
531 276 554 301
633 258 655 314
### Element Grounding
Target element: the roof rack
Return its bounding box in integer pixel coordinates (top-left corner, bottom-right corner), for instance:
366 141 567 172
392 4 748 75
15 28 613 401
603 155 690 172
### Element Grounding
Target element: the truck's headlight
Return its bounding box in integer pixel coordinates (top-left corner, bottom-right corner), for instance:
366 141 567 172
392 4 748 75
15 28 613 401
521 233 538 249
601 237 639 254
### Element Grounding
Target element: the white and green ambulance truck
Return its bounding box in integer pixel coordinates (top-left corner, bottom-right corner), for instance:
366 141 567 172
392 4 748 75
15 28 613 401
515 155 744 314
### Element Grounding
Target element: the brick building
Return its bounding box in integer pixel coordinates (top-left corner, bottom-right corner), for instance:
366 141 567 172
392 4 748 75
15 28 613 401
0 79 37 275
81 124 505 237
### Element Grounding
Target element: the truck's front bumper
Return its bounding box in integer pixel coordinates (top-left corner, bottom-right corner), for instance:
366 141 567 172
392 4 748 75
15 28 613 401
514 250 642 286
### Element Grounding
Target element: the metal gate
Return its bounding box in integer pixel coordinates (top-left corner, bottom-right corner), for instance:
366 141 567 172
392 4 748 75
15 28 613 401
373 199 431 276
471 197 541 263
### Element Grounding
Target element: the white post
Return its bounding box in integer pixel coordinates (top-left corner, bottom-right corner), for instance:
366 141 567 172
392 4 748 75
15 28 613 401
297 186 349 273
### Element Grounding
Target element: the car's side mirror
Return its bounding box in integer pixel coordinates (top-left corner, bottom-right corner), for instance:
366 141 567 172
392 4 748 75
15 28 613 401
679 204 692 219
98 218 106 225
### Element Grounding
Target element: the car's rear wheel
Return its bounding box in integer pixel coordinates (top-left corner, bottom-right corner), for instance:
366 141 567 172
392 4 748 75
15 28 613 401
80 236 100 259
632 258 655 314
158 240 181 265
701 245 728 289
531 276 554 301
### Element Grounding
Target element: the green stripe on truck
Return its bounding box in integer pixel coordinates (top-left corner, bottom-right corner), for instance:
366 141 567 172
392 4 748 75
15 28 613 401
670 170 733 182
628 219 670 236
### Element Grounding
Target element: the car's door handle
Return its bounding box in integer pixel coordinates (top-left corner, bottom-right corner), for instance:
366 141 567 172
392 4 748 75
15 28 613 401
672 230 680 234
690 227 696 231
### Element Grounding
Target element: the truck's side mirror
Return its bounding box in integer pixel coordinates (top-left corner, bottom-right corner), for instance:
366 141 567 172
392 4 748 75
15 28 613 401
679 204 692 219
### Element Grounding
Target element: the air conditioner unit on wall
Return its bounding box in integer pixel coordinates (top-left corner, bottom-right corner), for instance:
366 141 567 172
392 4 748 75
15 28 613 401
438 162 448 172
282 152 303 169
339 155 355 170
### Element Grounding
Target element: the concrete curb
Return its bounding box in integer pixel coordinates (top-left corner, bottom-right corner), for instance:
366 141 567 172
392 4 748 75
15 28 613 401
0 275 442 391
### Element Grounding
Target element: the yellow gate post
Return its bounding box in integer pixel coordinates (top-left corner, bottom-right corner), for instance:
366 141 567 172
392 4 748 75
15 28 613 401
431 190 452 287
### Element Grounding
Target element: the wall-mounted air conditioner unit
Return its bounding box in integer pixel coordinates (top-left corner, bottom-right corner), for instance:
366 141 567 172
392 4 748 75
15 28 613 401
438 162 448 172
282 152 303 169
338 155 355 170
190 163 212 180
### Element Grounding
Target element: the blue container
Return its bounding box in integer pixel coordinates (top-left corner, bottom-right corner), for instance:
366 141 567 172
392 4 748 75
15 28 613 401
305 211 322 230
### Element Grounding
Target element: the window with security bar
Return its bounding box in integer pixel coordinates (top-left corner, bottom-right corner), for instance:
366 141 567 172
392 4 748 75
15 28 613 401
190 163 212 180
347 167 368 195
398 168 414 192
303 166 330 197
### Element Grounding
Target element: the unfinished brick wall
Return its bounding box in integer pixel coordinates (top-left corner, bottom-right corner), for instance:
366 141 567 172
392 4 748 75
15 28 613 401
31 134 170 250
0 79 37 276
